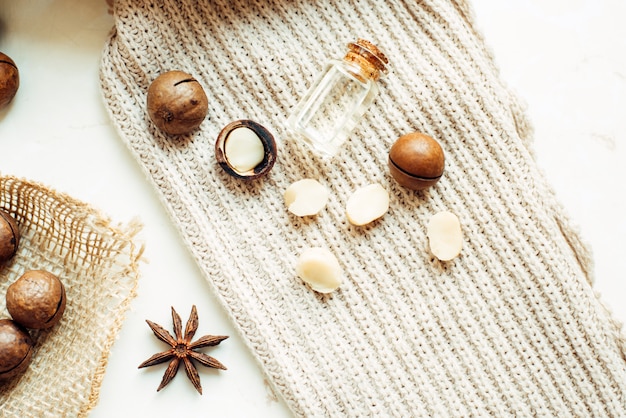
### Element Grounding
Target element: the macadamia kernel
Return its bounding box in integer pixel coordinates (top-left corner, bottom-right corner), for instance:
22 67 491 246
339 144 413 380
346 183 389 226
295 247 342 293
215 119 277 179
224 127 265 173
427 211 463 261
284 179 329 217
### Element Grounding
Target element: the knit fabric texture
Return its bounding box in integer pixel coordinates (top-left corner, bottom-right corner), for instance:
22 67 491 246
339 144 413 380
100 0 626 416
0 175 143 417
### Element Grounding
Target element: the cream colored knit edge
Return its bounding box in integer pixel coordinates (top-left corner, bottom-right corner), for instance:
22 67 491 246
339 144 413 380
450 0 626 359
453 2 626 360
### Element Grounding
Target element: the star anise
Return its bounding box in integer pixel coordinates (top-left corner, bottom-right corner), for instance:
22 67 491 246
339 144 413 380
138 305 228 394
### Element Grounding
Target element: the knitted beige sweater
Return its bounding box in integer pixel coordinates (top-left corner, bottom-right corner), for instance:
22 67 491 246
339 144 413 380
100 0 626 416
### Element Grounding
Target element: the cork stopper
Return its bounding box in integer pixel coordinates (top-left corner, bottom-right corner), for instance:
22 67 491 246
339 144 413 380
344 39 389 81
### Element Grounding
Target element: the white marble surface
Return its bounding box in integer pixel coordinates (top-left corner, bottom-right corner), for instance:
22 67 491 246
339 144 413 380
0 1 624 416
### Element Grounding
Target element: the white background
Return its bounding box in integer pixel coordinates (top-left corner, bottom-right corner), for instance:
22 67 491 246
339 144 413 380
0 1 624 416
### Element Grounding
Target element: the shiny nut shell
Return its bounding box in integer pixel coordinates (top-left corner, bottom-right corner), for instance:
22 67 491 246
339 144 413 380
215 119 277 180
0 210 20 263
0 319 33 381
388 132 445 190
0 52 19 109
6 270 67 329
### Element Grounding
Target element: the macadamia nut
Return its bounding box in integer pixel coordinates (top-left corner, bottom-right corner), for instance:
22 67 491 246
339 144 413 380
295 247 342 293
6 270 67 329
146 70 208 135
0 52 19 110
224 127 265 173
346 183 389 226
427 211 463 261
215 119 277 179
0 319 33 381
284 179 329 217
0 209 20 264
388 132 445 191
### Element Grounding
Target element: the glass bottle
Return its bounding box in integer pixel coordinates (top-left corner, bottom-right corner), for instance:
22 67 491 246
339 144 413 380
287 39 389 157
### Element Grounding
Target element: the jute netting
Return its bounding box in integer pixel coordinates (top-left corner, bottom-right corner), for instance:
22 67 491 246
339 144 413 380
0 175 142 417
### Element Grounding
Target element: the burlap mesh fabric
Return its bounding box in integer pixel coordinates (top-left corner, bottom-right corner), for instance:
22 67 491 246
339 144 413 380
0 175 142 417
100 0 626 416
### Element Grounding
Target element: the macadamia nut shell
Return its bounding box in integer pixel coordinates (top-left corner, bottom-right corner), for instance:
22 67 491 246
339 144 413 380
146 70 208 135
388 132 445 190
215 119 277 179
0 52 19 109
0 319 33 381
6 270 67 329
0 209 20 263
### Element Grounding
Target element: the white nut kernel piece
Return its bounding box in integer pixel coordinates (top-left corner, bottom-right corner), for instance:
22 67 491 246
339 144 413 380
346 183 390 226
284 179 329 217
427 211 463 261
224 127 265 173
295 247 343 293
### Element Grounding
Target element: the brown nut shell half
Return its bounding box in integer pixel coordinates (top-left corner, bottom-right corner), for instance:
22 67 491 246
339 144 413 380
388 132 445 190
6 270 67 329
0 52 20 109
146 70 209 135
215 119 277 180
0 319 33 381
0 209 20 263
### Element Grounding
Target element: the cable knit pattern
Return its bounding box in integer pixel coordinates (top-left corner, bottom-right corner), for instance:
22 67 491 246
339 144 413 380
99 1 626 416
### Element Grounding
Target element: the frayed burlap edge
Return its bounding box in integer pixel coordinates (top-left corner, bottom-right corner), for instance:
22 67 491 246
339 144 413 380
0 174 143 417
